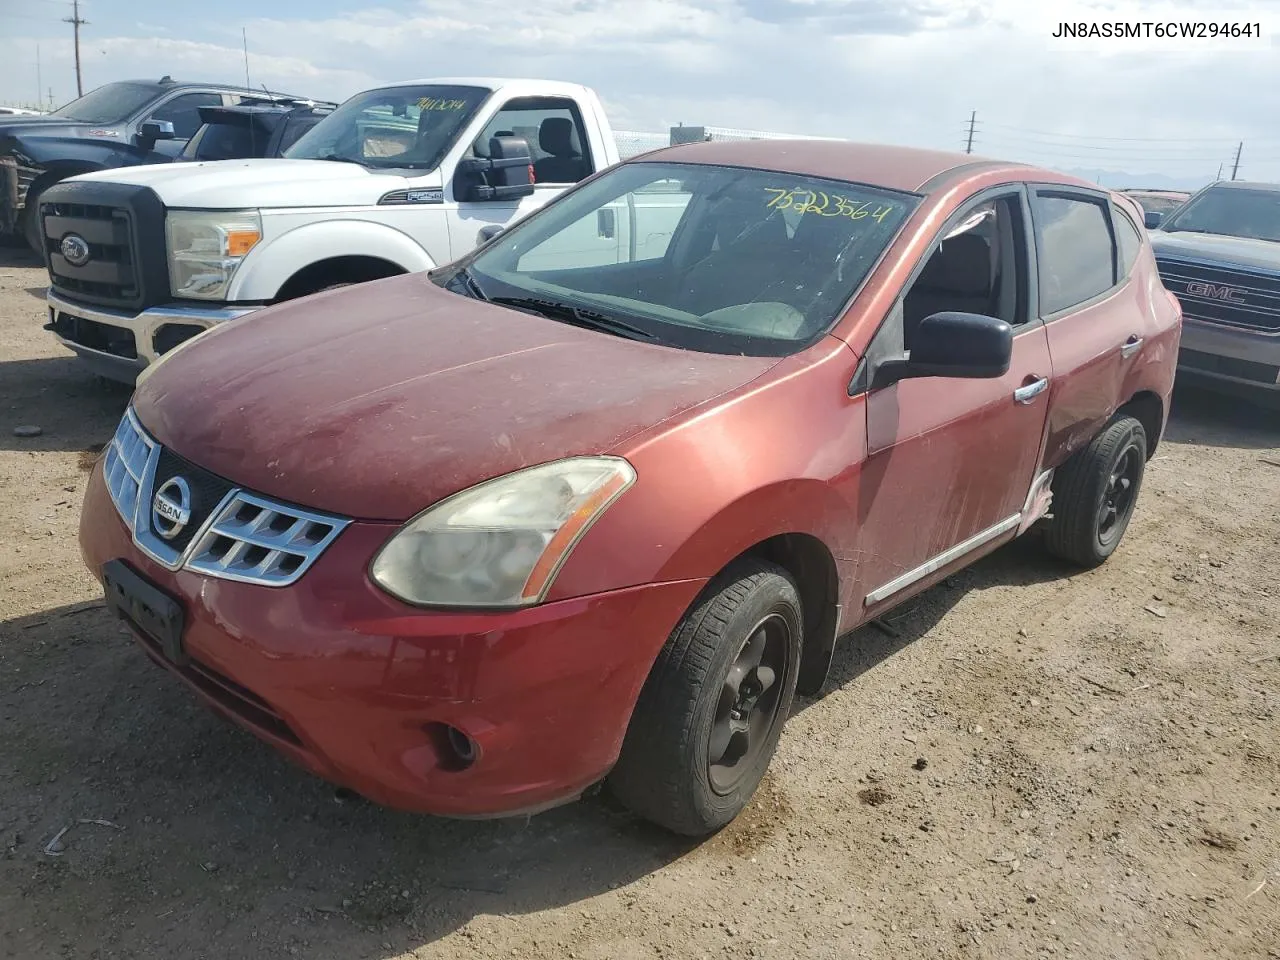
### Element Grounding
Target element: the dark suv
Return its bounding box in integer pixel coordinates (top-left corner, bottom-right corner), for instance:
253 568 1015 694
0 77 306 251
1148 180 1280 401
179 99 336 163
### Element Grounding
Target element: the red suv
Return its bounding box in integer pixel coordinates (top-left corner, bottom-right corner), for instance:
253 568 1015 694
79 140 1181 836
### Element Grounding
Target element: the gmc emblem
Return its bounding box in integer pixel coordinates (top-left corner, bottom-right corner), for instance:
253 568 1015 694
1184 281 1247 303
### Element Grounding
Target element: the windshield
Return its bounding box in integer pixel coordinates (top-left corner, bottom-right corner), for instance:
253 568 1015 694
50 81 162 124
284 84 489 170
1161 186 1280 243
460 161 919 356
1129 193 1187 218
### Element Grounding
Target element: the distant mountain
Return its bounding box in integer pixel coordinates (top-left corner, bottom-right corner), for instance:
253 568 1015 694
1058 168 1215 192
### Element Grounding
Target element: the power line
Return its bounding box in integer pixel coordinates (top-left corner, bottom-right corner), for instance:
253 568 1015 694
980 121 1274 144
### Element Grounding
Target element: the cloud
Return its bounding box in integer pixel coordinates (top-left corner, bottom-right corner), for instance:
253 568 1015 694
2 0 1279 182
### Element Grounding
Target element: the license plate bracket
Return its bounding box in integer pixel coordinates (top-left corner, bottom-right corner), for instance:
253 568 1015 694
102 559 187 666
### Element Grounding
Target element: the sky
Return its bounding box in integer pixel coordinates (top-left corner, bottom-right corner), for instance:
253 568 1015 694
3 0 1280 188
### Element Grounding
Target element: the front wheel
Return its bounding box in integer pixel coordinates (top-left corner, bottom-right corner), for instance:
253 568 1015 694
1044 415 1147 568
608 560 802 836
23 185 49 255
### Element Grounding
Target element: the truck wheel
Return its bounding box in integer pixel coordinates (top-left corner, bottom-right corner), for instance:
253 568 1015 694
23 186 49 255
1044 415 1147 568
608 560 802 836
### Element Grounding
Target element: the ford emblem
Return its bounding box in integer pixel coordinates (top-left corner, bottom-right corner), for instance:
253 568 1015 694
60 234 91 267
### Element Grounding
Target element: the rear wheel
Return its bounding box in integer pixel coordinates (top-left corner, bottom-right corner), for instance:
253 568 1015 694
608 560 802 836
1044 415 1147 568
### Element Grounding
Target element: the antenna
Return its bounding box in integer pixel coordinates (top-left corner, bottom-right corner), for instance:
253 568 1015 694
242 28 252 91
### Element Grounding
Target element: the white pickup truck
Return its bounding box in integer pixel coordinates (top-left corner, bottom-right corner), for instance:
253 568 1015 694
39 77 676 383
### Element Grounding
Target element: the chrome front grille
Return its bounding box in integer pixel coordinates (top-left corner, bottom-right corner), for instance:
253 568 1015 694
186 492 346 585
1156 257 1280 333
103 408 156 531
101 408 349 587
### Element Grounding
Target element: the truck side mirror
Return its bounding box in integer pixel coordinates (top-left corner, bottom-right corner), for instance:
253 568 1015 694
455 136 536 202
1144 210 1163 230
138 119 177 147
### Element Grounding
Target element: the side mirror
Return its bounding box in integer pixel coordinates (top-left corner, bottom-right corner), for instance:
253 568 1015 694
476 224 505 246
873 312 1012 389
1144 210 1164 230
455 135 535 202
138 119 176 146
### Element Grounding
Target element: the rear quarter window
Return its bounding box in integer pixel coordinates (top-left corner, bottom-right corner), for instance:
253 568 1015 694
1113 208 1143 278
1033 193 1116 315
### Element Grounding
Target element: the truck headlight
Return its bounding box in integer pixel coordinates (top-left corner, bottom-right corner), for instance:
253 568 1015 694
369 457 636 608
166 209 262 300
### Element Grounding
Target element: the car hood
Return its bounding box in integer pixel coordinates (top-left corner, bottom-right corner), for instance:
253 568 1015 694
0 116 83 133
1150 230 1280 273
67 158 435 209
132 275 781 521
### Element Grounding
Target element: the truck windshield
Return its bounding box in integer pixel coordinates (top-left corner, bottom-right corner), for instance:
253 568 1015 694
1162 186 1280 243
284 84 489 171
50 82 163 124
461 161 919 357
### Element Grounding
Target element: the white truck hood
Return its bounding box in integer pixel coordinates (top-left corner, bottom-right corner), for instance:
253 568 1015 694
68 159 440 209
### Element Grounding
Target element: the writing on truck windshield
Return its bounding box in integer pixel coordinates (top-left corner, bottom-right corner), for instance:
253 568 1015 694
284 84 489 171
1162 186 1280 244
461 161 918 357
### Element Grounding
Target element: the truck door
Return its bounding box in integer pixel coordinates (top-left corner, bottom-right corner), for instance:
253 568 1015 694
443 97 609 260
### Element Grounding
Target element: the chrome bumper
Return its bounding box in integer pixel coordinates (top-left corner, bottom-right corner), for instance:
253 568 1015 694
46 290 259 384
1178 316 1280 392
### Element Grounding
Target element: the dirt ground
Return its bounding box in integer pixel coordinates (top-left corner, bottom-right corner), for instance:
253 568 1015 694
1 247 1278 960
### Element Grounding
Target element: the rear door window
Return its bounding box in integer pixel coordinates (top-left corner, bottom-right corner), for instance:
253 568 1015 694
1032 193 1117 315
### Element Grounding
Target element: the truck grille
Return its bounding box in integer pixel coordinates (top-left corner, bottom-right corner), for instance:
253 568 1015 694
43 202 139 303
1155 258 1280 333
103 408 350 587
38 179 169 311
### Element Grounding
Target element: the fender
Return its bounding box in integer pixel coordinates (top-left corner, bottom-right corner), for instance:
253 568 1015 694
18 135 162 172
230 218 437 302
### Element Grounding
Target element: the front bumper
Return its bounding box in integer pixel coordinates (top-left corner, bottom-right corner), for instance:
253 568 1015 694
78 457 704 818
46 290 259 384
1177 317 1280 392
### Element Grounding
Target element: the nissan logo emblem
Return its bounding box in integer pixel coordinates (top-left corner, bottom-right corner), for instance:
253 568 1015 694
60 233 91 267
152 477 193 540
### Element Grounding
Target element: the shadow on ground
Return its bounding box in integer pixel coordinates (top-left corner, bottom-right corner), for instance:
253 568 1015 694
798 533 1068 708
1 356 130 453
0 601 697 960
1164 382 1280 451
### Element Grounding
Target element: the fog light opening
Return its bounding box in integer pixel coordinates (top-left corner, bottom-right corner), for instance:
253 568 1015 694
425 722 478 772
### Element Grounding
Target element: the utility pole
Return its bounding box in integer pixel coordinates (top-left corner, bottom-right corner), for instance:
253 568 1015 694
964 110 977 154
1216 163 1223 181
63 0 88 98
1230 141 1243 180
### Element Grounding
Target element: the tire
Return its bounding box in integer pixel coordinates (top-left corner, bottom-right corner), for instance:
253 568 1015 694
608 559 803 836
1044 415 1147 568
23 185 49 255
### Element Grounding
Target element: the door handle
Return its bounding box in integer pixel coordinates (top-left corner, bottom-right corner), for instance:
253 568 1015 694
1120 335 1144 358
1013 377 1049 404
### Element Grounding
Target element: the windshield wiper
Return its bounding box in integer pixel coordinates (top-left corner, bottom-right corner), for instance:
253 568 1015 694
314 153 363 165
454 267 488 301
490 296 658 341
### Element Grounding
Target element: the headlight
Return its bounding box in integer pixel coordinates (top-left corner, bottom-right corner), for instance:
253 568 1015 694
369 457 637 608
166 209 262 300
